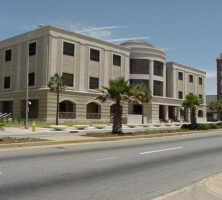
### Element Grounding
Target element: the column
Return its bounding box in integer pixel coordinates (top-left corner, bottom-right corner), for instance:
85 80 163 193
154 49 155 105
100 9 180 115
163 63 166 97
164 105 169 122
177 107 181 122
149 60 154 96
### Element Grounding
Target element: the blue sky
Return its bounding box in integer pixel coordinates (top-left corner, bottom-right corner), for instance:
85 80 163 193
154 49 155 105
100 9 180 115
0 0 221 94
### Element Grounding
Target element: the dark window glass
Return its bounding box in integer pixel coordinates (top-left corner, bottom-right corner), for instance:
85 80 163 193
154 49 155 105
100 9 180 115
178 72 183 80
4 77 10 89
178 91 183 99
29 42 36 56
113 54 121 66
63 73 74 87
199 94 203 99
130 59 149 74
129 79 149 88
189 75 193 82
28 73 35 86
5 49 12 62
133 104 142 114
199 77 203 85
63 42 74 56
154 61 163 76
90 49 100 62
153 80 163 96
89 77 99 89
198 110 203 118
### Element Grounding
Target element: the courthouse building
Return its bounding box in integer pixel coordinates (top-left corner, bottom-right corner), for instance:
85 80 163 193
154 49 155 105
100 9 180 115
0 25 206 123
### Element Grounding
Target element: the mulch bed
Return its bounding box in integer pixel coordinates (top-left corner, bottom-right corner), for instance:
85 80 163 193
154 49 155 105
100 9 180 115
85 129 187 137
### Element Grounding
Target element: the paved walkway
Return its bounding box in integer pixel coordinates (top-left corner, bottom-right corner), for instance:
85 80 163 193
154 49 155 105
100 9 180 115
153 174 222 200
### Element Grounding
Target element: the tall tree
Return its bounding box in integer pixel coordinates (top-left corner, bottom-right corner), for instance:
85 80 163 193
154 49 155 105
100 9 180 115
182 94 203 129
133 83 152 124
48 73 66 125
97 77 135 134
209 99 222 120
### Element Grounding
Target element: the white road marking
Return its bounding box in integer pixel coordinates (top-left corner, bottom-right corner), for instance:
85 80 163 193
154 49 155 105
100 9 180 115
139 146 183 155
97 156 119 161
0 172 2 175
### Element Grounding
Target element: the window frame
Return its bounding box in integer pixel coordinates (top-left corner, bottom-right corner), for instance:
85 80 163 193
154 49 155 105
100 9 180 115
113 54 121 66
178 91 183 99
189 74 194 83
62 73 74 87
29 42 36 56
28 72 35 86
153 80 163 96
153 61 164 76
90 48 100 62
199 77 203 85
178 71 183 80
5 49 12 62
63 42 75 56
89 77 99 89
4 76 11 89
130 59 149 74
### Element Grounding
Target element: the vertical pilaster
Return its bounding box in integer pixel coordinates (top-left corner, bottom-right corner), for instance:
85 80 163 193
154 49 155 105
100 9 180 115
164 105 169 122
149 60 154 96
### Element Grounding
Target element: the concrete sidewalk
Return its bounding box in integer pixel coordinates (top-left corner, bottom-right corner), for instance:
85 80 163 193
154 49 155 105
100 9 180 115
153 173 222 200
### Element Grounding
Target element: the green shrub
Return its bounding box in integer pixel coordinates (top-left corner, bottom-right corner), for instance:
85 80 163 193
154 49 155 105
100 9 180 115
181 123 220 130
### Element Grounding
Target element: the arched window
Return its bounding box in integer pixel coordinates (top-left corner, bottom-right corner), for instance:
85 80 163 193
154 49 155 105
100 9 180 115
86 102 101 119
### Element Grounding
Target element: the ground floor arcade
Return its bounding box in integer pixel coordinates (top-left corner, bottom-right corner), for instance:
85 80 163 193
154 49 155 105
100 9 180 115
0 89 207 123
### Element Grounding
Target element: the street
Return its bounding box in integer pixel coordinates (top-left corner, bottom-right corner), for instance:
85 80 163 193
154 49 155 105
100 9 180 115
0 131 222 200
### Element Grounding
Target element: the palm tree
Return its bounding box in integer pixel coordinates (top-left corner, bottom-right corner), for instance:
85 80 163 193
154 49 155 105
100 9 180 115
133 83 152 124
182 94 203 129
209 99 222 121
97 77 135 134
48 73 67 125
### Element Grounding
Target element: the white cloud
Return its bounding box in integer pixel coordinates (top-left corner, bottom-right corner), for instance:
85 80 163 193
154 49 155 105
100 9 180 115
50 20 126 40
205 70 217 78
107 37 150 43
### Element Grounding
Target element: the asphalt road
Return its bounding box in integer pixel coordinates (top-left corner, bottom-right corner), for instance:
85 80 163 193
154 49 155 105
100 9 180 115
1 131 222 200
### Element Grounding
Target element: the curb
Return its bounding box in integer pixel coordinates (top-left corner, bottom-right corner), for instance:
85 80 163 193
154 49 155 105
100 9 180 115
204 174 222 199
0 129 222 149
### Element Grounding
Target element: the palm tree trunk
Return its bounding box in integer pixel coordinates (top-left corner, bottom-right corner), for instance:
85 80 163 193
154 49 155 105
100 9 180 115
112 100 122 134
142 104 144 124
56 90 59 125
191 107 197 129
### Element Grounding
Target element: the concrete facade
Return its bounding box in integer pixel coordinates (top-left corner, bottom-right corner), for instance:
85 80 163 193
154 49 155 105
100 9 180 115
0 25 207 123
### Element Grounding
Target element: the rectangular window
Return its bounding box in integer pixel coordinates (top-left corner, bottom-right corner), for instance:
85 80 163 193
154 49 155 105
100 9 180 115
178 91 183 99
113 54 121 66
189 74 193 83
154 61 163 76
130 59 149 74
199 77 203 85
89 77 99 89
28 73 35 86
5 49 12 62
63 73 74 87
129 79 149 88
90 49 100 62
4 77 10 89
29 42 36 56
63 42 74 56
153 80 163 96
199 94 203 99
178 72 183 80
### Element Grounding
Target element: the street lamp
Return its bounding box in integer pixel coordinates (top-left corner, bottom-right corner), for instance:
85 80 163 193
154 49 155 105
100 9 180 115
25 24 44 129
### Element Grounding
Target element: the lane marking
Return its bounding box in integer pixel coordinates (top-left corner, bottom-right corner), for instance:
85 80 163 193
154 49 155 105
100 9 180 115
97 156 119 161
139 146 183 155
0 172 2 175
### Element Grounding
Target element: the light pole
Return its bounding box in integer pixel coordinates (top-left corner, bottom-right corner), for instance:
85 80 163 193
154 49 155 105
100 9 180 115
25 24 44 129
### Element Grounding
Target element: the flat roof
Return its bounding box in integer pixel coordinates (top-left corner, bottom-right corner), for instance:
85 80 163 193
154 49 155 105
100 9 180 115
167 62 206 74
0 25 130 52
